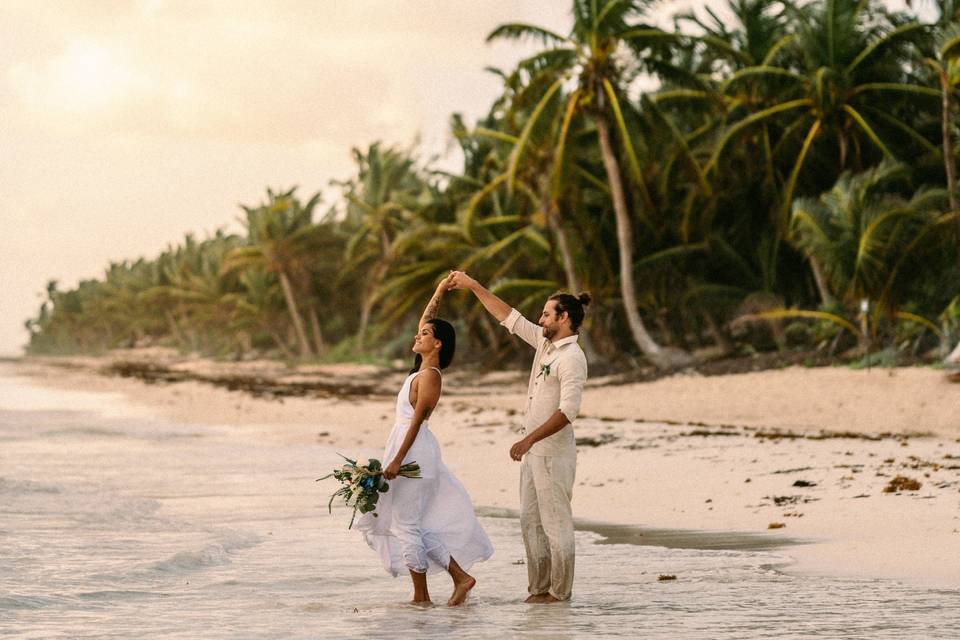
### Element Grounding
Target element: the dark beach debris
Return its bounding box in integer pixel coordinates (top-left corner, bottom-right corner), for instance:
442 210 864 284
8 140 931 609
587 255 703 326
468 421 508 429
768 522 786 529
792 480 817 487
833 464 864 471
683 429 741 437
511 559 525 565
883 475 922 493
576 433 619 447
766 495 820 506
772 467 813 474
622 442 659 450
658 575 677 581
902 455 945 471
755 429 887 441
755 430 804 440
104 360 382 399
852 494 870 498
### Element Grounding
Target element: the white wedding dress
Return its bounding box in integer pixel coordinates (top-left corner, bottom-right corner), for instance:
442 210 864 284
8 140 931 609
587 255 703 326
355 368 493 577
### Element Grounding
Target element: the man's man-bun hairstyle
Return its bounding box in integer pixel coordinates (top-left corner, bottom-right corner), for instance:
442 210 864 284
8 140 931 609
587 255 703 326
549 291 591 332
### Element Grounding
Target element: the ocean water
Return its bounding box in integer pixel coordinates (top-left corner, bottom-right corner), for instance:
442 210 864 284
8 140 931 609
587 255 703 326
1 364 958 639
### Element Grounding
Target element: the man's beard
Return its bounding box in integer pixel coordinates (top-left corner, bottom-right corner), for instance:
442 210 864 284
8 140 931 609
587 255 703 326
541 325 555 340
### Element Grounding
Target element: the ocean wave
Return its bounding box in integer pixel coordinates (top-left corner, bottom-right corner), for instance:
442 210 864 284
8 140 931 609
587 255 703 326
0 594 64 610
150 530 262 573
0 477 63 495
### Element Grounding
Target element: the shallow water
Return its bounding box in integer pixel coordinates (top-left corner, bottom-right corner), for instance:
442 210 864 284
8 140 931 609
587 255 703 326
1 365 958 639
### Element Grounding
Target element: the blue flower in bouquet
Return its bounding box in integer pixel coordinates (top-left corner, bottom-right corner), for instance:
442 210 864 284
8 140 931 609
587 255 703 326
318 453 422 529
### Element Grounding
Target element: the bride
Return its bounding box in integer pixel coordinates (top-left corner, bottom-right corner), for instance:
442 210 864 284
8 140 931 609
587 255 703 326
355 274 493 606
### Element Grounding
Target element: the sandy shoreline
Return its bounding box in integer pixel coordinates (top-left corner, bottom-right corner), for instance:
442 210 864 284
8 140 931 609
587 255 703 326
8 352 960 589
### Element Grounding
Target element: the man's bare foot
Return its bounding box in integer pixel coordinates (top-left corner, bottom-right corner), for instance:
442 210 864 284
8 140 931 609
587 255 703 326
409 599 433 607
524 594 549 603
447 576 476 607
541 595 563 603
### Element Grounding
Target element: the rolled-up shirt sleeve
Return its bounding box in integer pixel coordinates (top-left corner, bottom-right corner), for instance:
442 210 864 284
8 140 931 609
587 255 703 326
556 352 587 423
500 308 543 349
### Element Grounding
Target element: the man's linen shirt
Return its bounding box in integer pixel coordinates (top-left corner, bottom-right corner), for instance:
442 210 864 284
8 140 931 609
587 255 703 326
500 308 588 457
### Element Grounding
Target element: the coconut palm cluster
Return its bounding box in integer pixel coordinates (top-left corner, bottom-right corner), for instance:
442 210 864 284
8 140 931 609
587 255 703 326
26 0 960 369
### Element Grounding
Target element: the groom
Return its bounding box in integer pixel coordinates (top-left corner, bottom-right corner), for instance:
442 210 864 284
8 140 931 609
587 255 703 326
448 271 589 603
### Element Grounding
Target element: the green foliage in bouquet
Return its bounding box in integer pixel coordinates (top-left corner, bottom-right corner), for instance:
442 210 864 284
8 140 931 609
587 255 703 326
318 453 420 528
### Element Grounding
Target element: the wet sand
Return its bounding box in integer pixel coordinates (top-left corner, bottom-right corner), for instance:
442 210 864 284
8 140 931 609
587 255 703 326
13 350 960 589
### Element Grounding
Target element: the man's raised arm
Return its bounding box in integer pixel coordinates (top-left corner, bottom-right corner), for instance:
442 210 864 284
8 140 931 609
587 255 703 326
448 271 511 322
449 271 542 349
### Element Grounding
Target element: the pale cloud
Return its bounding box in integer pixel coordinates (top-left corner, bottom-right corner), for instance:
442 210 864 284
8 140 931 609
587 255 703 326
3 1 566 145
0 1 571 355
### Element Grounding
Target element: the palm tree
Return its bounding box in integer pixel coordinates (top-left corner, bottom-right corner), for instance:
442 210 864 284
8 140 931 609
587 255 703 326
146 231 245 353
222 266 295 358
709 0 937 222
790 161 948 348
912 0 960 256
337 143 432 351
457 67 610 360
222 187 323 358
488 0 695 369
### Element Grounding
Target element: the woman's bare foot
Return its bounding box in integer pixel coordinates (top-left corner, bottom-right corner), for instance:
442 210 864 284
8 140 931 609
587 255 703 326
409 599 433 607
447 575 476 606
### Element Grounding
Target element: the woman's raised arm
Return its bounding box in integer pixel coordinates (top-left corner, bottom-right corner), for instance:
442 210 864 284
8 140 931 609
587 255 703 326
418 273 455 330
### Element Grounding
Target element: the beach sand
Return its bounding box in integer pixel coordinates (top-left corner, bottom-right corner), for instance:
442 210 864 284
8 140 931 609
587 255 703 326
13 351 960 589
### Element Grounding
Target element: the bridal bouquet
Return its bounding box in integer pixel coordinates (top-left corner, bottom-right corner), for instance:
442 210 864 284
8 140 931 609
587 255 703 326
318 454 421 529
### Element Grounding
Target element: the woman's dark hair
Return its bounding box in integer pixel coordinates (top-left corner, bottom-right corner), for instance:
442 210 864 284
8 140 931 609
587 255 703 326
409 318 457 373
549 291 592 332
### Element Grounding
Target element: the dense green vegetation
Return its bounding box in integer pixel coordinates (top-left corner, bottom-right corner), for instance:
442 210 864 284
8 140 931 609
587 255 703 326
25 0 960 368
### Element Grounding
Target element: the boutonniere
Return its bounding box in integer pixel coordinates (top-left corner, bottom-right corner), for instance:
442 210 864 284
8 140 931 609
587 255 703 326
537 363 551 379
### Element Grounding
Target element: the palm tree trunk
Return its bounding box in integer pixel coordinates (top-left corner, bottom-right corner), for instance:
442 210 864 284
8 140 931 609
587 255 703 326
266 325 294 359
839 132 848 170
810 257 835 307
543 192 602 364
165 310 185 347
704 312 734 356
940 68 960 262
308 304 326 356
356 261 389 352
278 270 313 358
595 116 691 370
357 301 371 352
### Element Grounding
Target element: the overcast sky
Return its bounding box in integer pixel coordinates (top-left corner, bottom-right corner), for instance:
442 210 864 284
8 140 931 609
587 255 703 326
0 1 928 356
